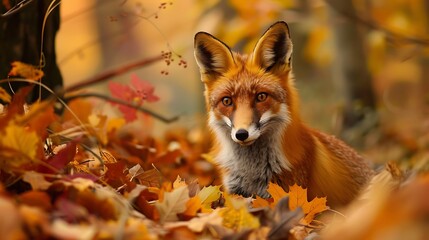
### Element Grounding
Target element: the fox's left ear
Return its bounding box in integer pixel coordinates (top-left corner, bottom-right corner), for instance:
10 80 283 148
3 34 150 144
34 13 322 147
252 21 293 74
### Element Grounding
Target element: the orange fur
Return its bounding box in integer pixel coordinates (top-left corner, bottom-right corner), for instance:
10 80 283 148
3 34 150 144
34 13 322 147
195 21 374 208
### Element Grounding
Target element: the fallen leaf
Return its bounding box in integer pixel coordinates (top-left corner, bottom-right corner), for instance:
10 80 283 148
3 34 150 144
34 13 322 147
173 175 187 189
220 194 260 231
182 196 202 218
252 196 271 208
18 191 52 211
198 185 222 212
0 121 41 168
22 171 52 190
8 61 44 80
267 182 288 206
287 184 328 225
0 87 11 103
155 185 189 223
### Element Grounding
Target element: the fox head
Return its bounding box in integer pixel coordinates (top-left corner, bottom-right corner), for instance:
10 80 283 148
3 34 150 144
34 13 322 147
194 21 296 146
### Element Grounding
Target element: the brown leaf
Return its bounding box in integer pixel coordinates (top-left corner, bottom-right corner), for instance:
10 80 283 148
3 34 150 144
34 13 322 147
287 184 328 225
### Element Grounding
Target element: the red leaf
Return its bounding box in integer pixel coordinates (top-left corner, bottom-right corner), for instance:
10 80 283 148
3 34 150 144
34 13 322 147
41 142 77 173
130 74 159 103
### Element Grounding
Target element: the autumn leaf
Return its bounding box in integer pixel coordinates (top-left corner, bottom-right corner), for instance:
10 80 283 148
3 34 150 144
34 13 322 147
220 194 260 231
155 185 189 223
288 184 328 225
0 86 11 103
252 196 271 208
267 182 288 206
182 196 202 218
22 171 52 190
130 74 159 103
173 175 187 189
108 74 159 122
0 121 41 168
198 185 221 213
8 61 44 80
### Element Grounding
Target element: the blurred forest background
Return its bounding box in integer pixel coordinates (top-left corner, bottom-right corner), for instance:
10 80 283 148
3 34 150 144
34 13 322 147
2 0 429 166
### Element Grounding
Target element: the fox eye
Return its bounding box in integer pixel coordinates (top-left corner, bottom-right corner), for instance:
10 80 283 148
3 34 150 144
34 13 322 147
256 93 268 102
222 97 233 106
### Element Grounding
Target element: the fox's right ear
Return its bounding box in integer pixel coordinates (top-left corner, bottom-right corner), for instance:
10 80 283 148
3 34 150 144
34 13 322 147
194 32 235 81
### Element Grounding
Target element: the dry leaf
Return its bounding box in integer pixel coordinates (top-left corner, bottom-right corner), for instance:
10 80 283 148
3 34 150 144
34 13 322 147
0 87 11 103
267 182 288 206
183 196 202 217
22 171 52 190
220 194 260 231
198 185 221 212
156 186 189 223
287 184 328 225
8 61 44 80
0 121 40 168
173 175 187 189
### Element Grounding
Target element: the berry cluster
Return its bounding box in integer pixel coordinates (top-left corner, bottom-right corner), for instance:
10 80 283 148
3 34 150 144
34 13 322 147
160 50 188 75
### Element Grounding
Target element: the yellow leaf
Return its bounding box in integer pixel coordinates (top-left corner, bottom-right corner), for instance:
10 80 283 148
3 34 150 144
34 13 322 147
220 194 260 231
0 87 11 103
173 175 187 189
8 61 44 80
267 182 288 206
106 117 126 135
198 185 221 213
0 121 40 168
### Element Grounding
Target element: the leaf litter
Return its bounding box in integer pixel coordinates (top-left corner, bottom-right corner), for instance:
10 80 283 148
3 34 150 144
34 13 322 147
0 73 428 239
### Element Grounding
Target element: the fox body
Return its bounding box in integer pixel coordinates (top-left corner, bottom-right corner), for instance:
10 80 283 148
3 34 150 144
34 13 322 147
194 21 374 207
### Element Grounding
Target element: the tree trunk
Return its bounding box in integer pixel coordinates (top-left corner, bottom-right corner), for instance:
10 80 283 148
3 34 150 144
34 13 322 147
327 0 376 136
0 0 63 102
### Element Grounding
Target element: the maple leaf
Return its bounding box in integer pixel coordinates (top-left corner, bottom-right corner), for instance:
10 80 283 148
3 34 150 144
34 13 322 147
108 74 159 122
267 182 288 206
155 185 189 223
0 86 11 103
287 184 328 225
0 121 41 169
22 171 52 190
173 175 187 189
130 74 159 103
8 61 44 80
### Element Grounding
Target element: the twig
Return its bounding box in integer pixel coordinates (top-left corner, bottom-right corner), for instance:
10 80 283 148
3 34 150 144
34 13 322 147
324 0 429 45
64 55 164 92
64 92 179 123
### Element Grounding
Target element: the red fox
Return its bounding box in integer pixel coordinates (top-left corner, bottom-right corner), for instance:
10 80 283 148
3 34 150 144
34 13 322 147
194 21 374 207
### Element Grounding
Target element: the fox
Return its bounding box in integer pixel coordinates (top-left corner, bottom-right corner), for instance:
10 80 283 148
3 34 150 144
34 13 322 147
194 21 374 208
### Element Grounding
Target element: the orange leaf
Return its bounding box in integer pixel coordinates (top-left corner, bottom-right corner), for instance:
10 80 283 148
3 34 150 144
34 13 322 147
287 184 328 224
183 196 202 217
19 191 52 211
252 196 271 208
9 61 44 80
0 86 11 103
267 182 288 206
302 196 328 225
288 184 308 211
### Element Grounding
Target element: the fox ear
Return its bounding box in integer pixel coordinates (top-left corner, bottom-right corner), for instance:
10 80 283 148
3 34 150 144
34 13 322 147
194 32 235 80
252 21 293 73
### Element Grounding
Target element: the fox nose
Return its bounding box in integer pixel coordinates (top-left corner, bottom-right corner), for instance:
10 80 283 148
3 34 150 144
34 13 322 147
235 129 249 141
